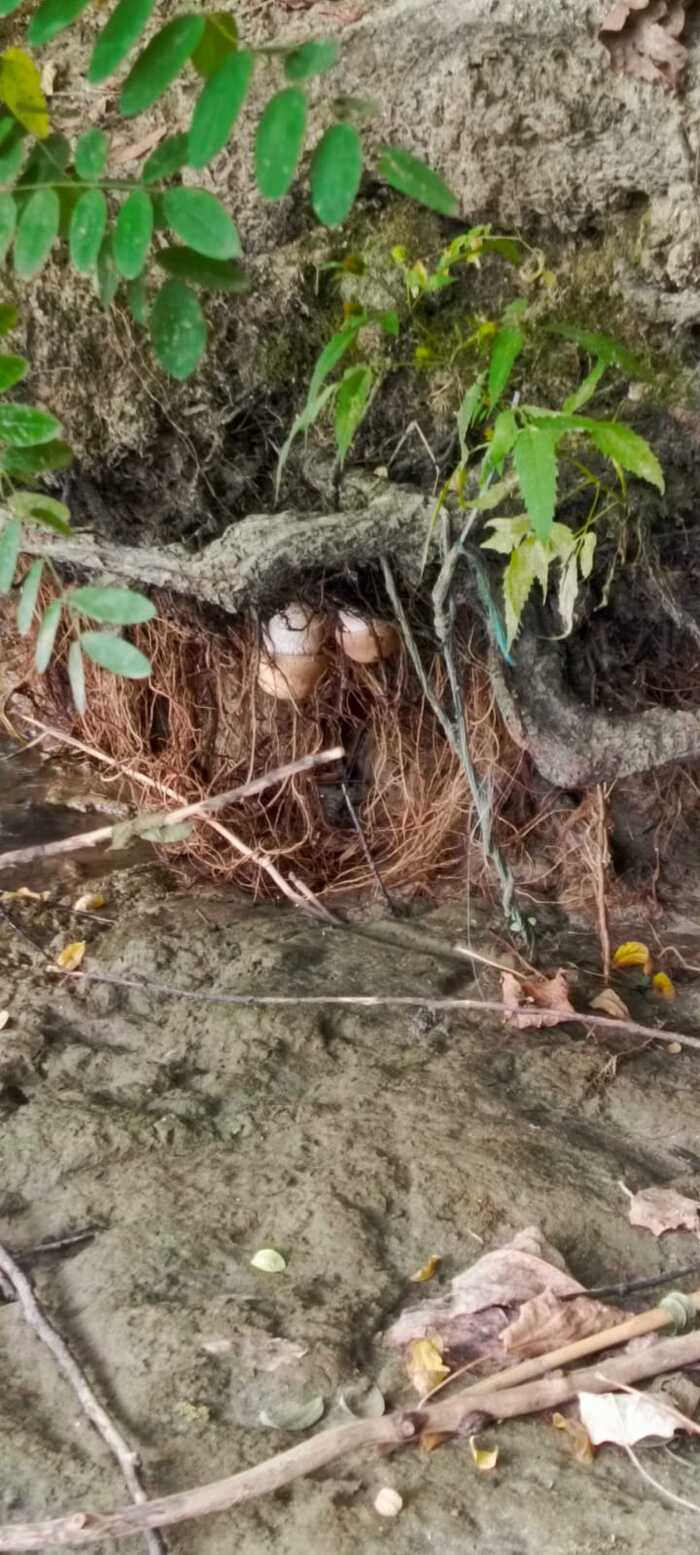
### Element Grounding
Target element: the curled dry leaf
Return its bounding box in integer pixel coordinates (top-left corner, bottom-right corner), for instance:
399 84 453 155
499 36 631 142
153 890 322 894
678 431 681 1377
612 940 652 973
502 969 576 1030
627 1184 700 1236
590 988 630 1019
652 971 676 1000
250 1248 287 1273
553 1411 594 1463
374 1488 403 1518
405 1336 450 1395
409 1253 441 1283
599 0 689 91
469 1435 499 1472
52 940 86 972
578 1388 679 1446
500 1288 625 1360
73 892 107 912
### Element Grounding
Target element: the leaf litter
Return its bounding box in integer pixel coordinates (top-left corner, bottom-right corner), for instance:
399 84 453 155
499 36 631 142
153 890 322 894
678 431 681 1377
599 0 690 91
625 1184 700 1236
502 969 576 1030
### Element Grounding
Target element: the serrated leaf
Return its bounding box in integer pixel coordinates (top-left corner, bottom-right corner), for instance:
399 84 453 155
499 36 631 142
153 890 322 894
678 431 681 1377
557 554 579 637
142 130 189 181
563 357 607 414
255 86 307 200
17 557 43 634
80 630 152 678
69 188 107 273
0 515 20 591
250 1247 286 1272
335 363 373 465
0 353 26 389
88 0 155 83
514 425 557 543
188 49 254 169
8 491 72 532
119 15 204 117
481 515 531 554
483 407 517 474
155 245 249 291
2 439 72 475
548 324 645 378
579 531 596 579
53 939 86 971
96 231 118 305
0 303 18 334
74 128 108 181
162 187 239 259
28 0 91 47
0 49 49 138
488 326 523 405
310 122 362 228
70 584 154 624
285 39 338 82
548 521 576 560
191 11 238 78
35 596 61 671
579 419 664 492
114 187 153 279
149 278 206 379
378 145 457 216
0 192 15 262
0 404 61 445
14 188 59 279
503 539 538 648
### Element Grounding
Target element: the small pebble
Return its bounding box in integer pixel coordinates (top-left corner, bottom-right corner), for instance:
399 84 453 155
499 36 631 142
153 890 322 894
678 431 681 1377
374 1487 403 1518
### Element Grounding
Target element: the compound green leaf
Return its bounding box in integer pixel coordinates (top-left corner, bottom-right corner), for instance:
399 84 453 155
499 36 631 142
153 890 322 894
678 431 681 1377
191 11 238 78
513 425 557 543
483 407 517 475
0 192 15 261
35 597 61 671
149 277 206 379
0 515 20 592
188 49 253 168
310 122 362 227
114 187 153 278
162 186 238 258
284 39 337 82
28 0 91 47
377 146 457 216
142 131 189 180
503 539 538 649
119 15 204 117
17 557 44 636
81 630 152 678
255 86 306 200
0 48 49 138
14 187 59 278
74 128 109 180
89 0 155 83
155 244 249 290
579 418 664 491
70 584 155 624
69 188 107 273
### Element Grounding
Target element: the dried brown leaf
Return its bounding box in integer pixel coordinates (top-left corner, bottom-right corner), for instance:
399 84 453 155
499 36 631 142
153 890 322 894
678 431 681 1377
502 969 576 1030
500 1289 625 1359
599 0 690 91
627 1184 700 1236
553 1411 595 1463
420 1428 455 1453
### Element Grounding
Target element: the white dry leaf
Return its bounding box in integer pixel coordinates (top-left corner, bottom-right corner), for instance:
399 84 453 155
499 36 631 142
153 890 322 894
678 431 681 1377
578 1389 680 1446
0 1011 9 1032
374 1487 403 1518
627 1184 700 1236
250 1248 287 1273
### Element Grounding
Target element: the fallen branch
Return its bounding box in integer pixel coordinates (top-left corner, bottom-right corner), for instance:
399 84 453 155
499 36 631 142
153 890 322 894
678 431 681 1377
0 1242 166 1555
58 969 700 1052
2 1321 700 1549
0 747 344 870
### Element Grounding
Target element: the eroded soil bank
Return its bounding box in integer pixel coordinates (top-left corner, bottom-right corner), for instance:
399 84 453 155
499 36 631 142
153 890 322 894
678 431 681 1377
2 839 700 1554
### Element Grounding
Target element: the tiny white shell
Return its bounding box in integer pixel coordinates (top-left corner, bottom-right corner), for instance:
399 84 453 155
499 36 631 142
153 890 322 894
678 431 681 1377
374 1487 403 1518
263 603 327 657
337 611 399 665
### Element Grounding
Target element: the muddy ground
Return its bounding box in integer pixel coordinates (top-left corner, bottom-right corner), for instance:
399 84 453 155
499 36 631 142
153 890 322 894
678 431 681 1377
2 750 700 1553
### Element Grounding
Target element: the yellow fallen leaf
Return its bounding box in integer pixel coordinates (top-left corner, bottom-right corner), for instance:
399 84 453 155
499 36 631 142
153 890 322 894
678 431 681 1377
53 941 86 972
652 972 676 1001
409 1253 441 1283
469 1435 499 1472
612 941 652 974
405 1336 450 1396
553 1411 594 1463
73 893 107 912
590 988 630 1019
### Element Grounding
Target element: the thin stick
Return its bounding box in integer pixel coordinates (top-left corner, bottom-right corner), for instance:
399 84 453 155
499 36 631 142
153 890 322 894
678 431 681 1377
594 784 611 982
52 968 700 1051
0 1241 166 1555
340 780 396 915
0 746 344 870
623 1443 700 1515
560 1261 700 1303
3 1328 700 1549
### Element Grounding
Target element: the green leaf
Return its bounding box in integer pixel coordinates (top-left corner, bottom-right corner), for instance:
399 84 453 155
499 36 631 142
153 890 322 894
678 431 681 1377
28 0 91 47
2 439 72 475
377 146 458 216
0 404 60 445
503 538 538 649
67 637 85 714
114 188 153 279
0 354 26 389
17 557 44 636
0 48 49 138
255 86 307 200
35 597 61 672
310 122 362 228
481 515 531 554
88 0 155 82
513 425 557 543
74 128 108 181
142 131 189 180
69 188 107 273
488 326 523 405
119 15 205 117
547 323 646 378
0 303 18 335
155 245 249 291
579 418 664 491
378 309 399 337
150 278 206 379
285 39 338 82
0 192 15 261
126 273 148 325
457 378 483 455
8 490 72 532
308 319 363 407
0 137 26 185
162 187 239 259
80 630 152 678
335 363 373 465
0 515 20 591
563 357 607 414
14 188 59 279
96 231 119 306
188 49 254 169
0 0 24 17
191 11 238 78
483 407 517 474
20 131 70 189
70 584 155 624
483 235 522 265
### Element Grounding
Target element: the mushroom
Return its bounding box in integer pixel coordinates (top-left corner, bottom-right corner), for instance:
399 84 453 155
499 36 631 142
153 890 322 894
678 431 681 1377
336 609 399 665
257 602 328 702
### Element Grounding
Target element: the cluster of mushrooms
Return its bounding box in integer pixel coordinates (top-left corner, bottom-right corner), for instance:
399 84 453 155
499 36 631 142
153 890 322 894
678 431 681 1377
258 602 399 702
